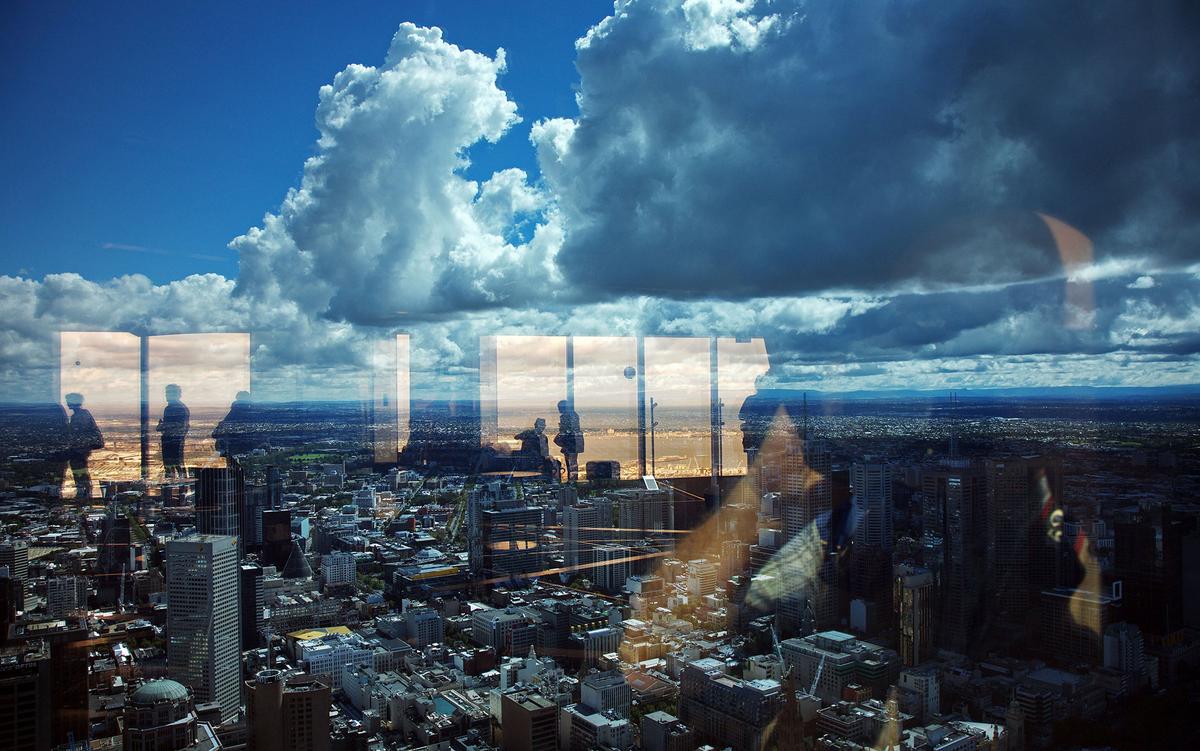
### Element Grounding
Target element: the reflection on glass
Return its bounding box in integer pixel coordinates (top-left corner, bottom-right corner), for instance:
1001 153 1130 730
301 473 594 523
643 337 711 478
147 333 250 478
717 337 770 476
572 336 638 479
479 335 567 456
58 331 141 489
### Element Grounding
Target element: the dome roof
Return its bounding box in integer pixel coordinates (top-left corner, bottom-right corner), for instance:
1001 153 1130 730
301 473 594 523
130 679 190 705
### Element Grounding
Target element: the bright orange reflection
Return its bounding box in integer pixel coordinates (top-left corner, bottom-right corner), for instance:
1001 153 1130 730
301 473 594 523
58 331 142 488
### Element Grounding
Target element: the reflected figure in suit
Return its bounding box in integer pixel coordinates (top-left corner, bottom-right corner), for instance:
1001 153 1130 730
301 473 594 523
213 391 257 467
515 417 557 478
64 392 103 499
156 383 190 480
554 400 584 484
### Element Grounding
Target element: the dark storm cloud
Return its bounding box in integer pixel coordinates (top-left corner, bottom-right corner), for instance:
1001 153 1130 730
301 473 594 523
536 0 1200 300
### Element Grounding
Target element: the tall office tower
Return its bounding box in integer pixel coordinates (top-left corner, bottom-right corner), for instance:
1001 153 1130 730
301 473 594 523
986 456 1066 622
687 559 719 597
266 466 284 509
0 639 51 751
1114 505 1194 637
0 540 29 586
779 430 833 634
243 484 267 550
196 466 245 550
245 669 331 751
592 544 632 594
851 462 894 551
0 568 21 638
678 659 782 751
240 562 264 651
166 535 241 723
1103 622 1145 680
319 552 356 588
479 505 544 580
613 488 670 537
261 509 293 569
500 689 558 751
95 510 132 606
564 501 609 569
46 576 88 617
922 463 986 654
893 563 934 666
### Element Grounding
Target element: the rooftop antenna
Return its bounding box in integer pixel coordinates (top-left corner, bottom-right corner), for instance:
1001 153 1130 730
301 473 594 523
949 391 959 459
802 392 809 440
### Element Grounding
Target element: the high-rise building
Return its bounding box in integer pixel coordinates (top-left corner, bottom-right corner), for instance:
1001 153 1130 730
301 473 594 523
581 669 632 717
319 552 356 588
1113 506 1194 637
467 481 543 580
500 689 558 751
196 467 245 550
641 710 694 751
923 462 986 653
45 576 88 617
245 669 331 751
893 563 934 667
0 540 29 586
1039 586 1119 664
240 561 264 651
564 501 609 570
779 430 833 633
986 456 1066 622
1103 622 1144 680
679 659 782 750
166 534 241 723
898 667 939 722
592 544 632 594
851 462 893 551
687 559 719 597
261 509 293 570
0 639 51 751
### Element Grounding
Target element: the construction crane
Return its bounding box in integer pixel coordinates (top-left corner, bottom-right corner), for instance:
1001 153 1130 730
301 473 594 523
809 652 826 696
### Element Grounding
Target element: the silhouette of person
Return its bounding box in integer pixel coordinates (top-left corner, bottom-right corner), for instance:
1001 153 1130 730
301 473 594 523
554 399 584 483
64 392 103 499
213 391 257 466
156 383 190 480
515 417 555 478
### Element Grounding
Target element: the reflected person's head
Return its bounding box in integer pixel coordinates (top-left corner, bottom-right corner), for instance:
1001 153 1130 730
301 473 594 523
235 390 251 403
557 400 568 413
165 383 182 401
534 418 546 432
65 392 84 409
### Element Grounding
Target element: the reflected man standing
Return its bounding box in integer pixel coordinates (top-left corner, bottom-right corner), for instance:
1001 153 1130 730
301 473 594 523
157 383 190 479
554 399 584 484
64 392 103 499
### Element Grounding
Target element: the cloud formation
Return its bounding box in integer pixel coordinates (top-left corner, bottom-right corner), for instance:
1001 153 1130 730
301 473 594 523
2 4 1198 402
536 0 1200 298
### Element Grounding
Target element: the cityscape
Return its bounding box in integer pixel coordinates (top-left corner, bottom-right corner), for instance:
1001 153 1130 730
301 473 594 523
2 3 1199 751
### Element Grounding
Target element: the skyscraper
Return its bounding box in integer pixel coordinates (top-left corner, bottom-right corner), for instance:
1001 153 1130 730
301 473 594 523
893 563 934 666
0 540 29 586
923 462 986 653
166 534 241 723
851 462 893 551
780 429 833 633
196 466 245 549
240 561 264 651
0 639 51 751
564 501 609 570
986 456 1065 622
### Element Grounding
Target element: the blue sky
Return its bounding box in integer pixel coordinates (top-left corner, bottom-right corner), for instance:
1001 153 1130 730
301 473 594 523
0 0 1197 400
1 1 610 282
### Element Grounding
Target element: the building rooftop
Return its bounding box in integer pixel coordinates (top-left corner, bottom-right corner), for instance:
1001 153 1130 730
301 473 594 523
130 679 191 705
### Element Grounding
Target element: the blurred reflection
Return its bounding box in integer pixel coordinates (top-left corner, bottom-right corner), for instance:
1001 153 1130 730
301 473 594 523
156 383 190 479
58 331 141 487
147 333 250 477
212 390 258 466
64 392 103 499
514 417 555 478
554 399 584 483
572 335 639 479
